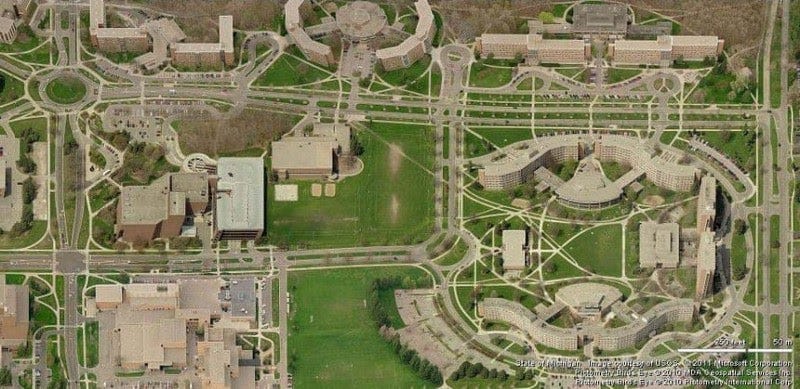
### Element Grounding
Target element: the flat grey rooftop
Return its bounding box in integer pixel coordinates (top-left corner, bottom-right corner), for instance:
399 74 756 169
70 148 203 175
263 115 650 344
571 3 628 34
228 278 256 318
215 158 265 233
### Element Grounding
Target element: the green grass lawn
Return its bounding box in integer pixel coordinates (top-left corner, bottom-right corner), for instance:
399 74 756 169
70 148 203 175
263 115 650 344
0 221 47 249
5 274 25 284
601 161 632 181
769 15 782 108
103 51 140 64
255 54 330 86
0 71 24 104
692 70 754 104
77 321 99 368
696 130 756 172
542 254 586 280
469 63 513 88
268 122 435 249
435 238 467 266
769 215 780 304
464 130 494 158
605 67 642 84
45 76 86 104
378 55 430 87
472 127 532 148
555 67 585 79
288 267 433 389
14 40 53 65
564 224 623 277
552 3 568 17
0 25 42 54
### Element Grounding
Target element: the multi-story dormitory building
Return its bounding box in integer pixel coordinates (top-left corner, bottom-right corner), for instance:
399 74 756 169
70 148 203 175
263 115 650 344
609 35 724 66
90 0 234 68
375 0 436 71
475 33 590 65
473 134 699 203
478 296 694 352
284 0 335 67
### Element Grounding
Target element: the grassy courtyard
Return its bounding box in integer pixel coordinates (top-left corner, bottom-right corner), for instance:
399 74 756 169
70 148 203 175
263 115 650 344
472 126 532 148
255 54 330 86
45 76 86 104
563 224 623 277
469 62 513 88
268 122 435 249
0 71 24 104
288 267 433 389
605 67 642 84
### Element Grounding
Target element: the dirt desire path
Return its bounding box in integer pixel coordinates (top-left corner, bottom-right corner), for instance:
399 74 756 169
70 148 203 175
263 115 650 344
388 143 403 176
390 194 399 224
388 143 403 223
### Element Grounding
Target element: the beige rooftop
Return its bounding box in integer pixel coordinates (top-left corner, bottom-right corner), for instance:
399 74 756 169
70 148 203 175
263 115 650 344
119 175 173 225
639 221 680 268
94 28 147 38
271 139 335 171
502 229 527 269
336 1 387 40
0 277 29 347
173 15 234 54
555 282 622 314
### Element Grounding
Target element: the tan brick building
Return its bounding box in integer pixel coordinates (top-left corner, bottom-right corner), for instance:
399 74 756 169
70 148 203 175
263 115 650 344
638 221 680 268
376 38 426 71
609 35 724 66
0 0 30 43
0 17 16 44
476 33 589 64
271 123 351 180
479 296 693 352
0 159 6 198
376 0 436 71
89 0 151 53
289 28 335 67
116 173 209 243
695 231 717 301
609 36 671 66
696 175 717 234
94 28 149 53
0 277 29 349
671 35 725 61
95 280 257 384
171 15 234 67
285 0 335 67
501 230 528 271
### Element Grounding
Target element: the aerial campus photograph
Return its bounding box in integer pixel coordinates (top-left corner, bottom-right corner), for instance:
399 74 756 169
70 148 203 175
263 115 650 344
0 0 796 388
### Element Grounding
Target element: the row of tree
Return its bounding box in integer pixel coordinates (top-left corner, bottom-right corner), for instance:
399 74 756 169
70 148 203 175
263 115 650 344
382 330 443 386
450 361 509 382
3 177 37 237
451 361 542 383
366 277 443 386
16 126 41 174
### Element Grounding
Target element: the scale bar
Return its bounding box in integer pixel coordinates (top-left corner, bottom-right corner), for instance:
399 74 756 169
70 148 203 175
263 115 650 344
678 348 791 353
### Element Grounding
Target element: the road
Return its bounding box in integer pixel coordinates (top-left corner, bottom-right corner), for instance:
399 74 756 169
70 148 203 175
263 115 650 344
63 275 80 389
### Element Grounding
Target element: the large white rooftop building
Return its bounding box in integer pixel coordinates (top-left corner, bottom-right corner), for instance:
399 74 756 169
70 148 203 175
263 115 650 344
214 158 265 241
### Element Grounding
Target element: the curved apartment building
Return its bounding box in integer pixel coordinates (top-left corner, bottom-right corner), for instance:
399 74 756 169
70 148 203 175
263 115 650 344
474 134 699 206
478 296 694 352
285 0 335 67
376 0 436 71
